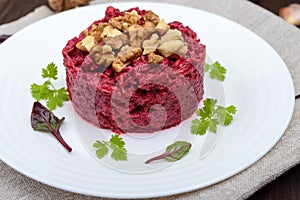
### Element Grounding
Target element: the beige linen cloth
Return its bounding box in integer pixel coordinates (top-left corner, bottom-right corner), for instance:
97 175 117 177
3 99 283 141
0 0 299 199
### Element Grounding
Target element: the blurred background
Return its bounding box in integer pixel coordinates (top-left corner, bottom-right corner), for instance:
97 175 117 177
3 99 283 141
0 0 300 26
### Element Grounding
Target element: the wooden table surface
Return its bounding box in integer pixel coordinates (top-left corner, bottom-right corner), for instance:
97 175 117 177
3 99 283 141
0 0 299 199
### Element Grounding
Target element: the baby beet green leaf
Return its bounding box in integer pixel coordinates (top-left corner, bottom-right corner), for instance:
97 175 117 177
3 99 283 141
145 141 191 164
191 98 237 135
204 61 227 81
31 62 69 110
93 134 127 161
31 101 72 152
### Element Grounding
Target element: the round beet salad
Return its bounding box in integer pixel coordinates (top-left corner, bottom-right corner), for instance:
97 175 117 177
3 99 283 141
62 6 206 133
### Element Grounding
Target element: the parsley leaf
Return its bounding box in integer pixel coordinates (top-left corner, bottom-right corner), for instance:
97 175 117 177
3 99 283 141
93 141 109 159
42 62 58 80
191 119 209 135
31 62 69 110
31 81 52 100
204 61 227 81
93 134 127 161
191 98 237 135
110 135 127 161
216 105 237 126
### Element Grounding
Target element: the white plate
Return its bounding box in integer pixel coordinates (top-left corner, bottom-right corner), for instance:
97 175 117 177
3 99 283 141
0 2 295 198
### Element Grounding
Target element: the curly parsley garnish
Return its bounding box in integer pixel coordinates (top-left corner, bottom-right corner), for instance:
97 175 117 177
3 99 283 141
204 61 227 81
93 134 128 161
191 98 237 135
31 62 69 110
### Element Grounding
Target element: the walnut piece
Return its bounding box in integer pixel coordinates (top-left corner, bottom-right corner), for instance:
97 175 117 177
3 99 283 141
103 33 128 49
156 19 170 35
109 10 141 31
142 33 160 55
101 25 122 38
124 10 141 25
160 29 184 43
112 59 129 73
147 52 164 64
129 27 155 48
143 10 160 26
120 45 130 52
90 45 115 67
158 40 187 57
127 24 142 32
76 35 98 52
86 23 109 41
113 47 142 72
109 17 124 30
157 29 187 57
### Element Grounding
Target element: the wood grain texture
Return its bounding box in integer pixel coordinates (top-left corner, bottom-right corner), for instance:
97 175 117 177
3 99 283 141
0 34 10 43
0 0 48 24
250 0 300 14
249 164 300 200
0 0 299 199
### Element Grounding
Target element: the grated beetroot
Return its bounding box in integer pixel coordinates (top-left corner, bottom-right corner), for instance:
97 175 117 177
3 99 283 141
62 6 206 133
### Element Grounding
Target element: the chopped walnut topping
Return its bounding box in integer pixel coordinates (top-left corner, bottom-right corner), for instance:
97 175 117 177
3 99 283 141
127 24 142 32
83 23 109 41
113 47 142 72
102 45 113 53
117 47 142 63
142 33 160 55
143 10 160 26
76 35 98 52
143 21 156 28
83 29 89 36
147 52 164 64
75 9 188 71
112 59 129 73
156 19 170 35
157 29 187 57
108 17 123 30
158 40 187 57
90 45 115 67
103 33 128 49
101 25 122 38
124 10 141 25
120 45 130 52
129 27 156 48
160 29 184 43
109 10 141 31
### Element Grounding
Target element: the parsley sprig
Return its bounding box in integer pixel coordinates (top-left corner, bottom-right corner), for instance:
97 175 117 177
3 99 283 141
31 62 69 110
191 98 237 135
93 134 127 161
204 61 227 81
